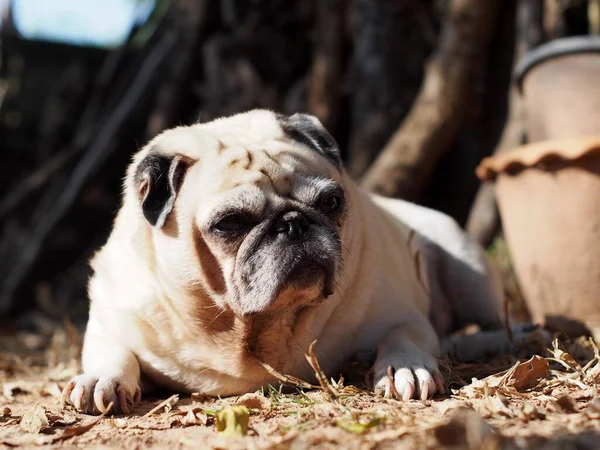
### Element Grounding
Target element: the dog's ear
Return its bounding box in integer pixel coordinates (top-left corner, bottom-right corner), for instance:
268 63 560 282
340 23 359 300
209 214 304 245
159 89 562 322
277 113 341 167
134 153 189 228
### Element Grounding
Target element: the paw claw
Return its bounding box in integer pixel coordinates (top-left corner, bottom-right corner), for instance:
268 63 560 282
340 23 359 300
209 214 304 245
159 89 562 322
420 380 429 401
94 389 109 414
117 387 132 414
61 380 76 406
62 374 140 415
433 371 446 395
371 352 443 401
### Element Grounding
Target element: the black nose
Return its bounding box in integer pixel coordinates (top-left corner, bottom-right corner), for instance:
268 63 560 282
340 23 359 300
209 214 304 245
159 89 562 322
274 211 309 240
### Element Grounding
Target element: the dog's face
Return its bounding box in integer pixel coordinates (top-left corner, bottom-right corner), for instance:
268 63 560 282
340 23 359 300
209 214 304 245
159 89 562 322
128 110 347 317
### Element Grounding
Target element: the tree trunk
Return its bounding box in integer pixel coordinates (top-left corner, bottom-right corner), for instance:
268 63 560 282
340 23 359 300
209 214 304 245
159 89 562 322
347 0 436 178
307 0 345 134
360 0 501 201
424 0 516 227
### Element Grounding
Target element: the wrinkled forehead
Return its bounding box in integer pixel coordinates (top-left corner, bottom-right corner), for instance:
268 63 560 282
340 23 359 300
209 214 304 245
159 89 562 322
150 112 342 215
194 144 342 216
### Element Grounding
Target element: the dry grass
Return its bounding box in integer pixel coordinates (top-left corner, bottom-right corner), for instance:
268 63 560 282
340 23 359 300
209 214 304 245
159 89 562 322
2 320 600 449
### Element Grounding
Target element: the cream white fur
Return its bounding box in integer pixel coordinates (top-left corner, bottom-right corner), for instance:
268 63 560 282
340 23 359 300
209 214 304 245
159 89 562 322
62 109 507 414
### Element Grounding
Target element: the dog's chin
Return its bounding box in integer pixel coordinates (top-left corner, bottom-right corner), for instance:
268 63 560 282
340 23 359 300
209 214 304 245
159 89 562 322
274 261 334 306
236 260 335 317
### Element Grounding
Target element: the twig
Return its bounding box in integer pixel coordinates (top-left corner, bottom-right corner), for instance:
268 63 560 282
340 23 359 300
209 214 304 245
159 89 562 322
143 394 179 417
258 360 319 390
304 340 339 401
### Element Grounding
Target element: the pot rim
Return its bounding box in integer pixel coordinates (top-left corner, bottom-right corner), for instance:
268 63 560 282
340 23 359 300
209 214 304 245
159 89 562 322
476 134 600 181
514 36 600 90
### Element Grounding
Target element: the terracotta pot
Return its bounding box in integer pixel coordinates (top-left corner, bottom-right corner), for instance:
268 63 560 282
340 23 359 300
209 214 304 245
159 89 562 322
514 36 600 142
477 136 600 334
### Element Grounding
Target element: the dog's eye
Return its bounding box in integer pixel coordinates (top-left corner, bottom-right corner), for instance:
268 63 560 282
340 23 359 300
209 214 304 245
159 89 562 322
320 194 342 213
213 214 249 233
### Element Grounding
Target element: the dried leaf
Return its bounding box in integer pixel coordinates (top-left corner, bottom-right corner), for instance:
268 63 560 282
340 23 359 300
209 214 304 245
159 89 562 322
191 392 210 403
40 382 63 399
183 407 208 426
236 393 271 411
110 417 127 428
336 416 384 434
143 394 179 417
170 407 209 427
36 401 113 445
19 405 49 434
550 339 584 375
46 412 77 427
507 356 549 391
555 395 579 414
589 397 600 412
433 408 498 448
215 405 249 437
516 402 542 421
484 395 512 418
3 381 32 399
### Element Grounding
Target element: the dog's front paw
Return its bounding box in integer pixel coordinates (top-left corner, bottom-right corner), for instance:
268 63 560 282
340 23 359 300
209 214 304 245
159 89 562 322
368 350 445 401
61 374 141 415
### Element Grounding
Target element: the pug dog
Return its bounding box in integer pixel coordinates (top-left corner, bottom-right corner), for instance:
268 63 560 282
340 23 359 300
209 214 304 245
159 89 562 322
62 109 508 415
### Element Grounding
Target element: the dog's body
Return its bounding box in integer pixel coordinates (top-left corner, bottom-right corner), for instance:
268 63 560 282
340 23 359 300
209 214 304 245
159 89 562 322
63 110 505 414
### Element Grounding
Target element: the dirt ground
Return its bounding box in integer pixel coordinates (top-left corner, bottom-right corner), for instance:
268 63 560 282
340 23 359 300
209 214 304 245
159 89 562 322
2 321 600 450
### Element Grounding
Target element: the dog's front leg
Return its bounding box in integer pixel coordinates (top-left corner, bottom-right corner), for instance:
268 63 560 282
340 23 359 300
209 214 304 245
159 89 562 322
369 314 445 401
62 318 141 415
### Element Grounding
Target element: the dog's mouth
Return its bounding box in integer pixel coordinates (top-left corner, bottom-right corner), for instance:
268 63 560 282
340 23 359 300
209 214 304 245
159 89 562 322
285 258 335 298
233 253 337 316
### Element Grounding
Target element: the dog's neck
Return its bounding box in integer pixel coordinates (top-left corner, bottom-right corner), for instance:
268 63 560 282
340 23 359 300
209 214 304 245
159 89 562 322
148 266 327 380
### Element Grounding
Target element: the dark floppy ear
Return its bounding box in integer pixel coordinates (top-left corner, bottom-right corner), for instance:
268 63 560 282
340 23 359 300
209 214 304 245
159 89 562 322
277 113 342 167
134 153 189 228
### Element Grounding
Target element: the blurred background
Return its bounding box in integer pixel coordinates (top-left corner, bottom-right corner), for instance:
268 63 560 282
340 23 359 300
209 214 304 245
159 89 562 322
0 0 598 335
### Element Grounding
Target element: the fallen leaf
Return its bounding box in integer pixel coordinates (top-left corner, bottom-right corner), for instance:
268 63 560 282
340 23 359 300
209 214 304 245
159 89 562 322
507 356 549 391
336 416 384 434
484 395 512 418
183 407 208 426
46 411 78 427
589 397 600 412
236 393 271 411
3 381 32 399
216 405 249 437
143 394 179 417
170 406 209 427
555 395 579 414
19 405 49 434
110 417 127 428
550 340 584 375
36 402 113 445
433 408 499 449
516 402 542 421
40 382 63 399
191 392 210 403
